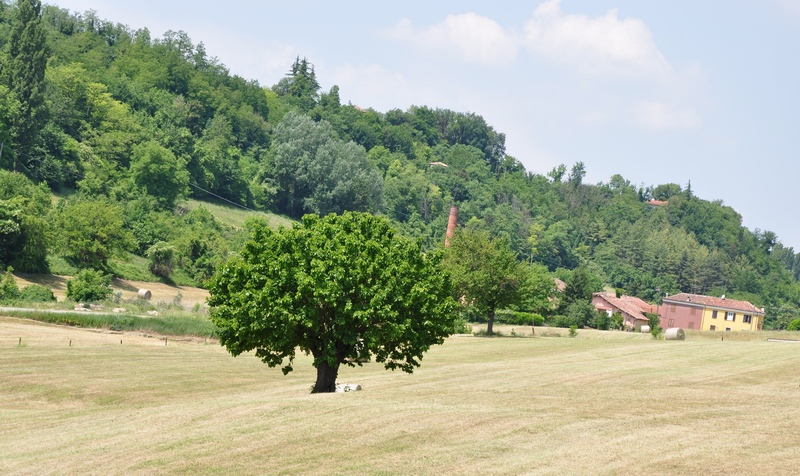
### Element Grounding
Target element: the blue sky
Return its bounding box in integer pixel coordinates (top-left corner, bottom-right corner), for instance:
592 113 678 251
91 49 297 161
51 0 800 249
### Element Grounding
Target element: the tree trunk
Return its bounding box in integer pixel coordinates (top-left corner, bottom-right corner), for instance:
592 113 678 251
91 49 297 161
487 306 496 335
312 360 340 393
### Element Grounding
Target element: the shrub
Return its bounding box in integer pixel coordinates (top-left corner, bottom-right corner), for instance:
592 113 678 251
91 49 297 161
19 284 56 302
531 313 545 326
646 312 661 329
787 318 800 331
647 312 663 339
609 312 624 330
0 267 20 302
146 241 176 278
566 301 596 328
592 310 610 330
66 269 112 303
549 314 576 328
451 316 472 334
650 324 664 339
494 309 539 325
568 325 578 337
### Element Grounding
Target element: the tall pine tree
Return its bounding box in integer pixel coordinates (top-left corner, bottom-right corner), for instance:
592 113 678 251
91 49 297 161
2 0 48 162
272 57 320 112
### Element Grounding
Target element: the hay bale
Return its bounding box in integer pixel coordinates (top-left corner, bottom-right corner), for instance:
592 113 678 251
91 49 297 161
640 325 651 334
137 289 152 300
664 327 685 340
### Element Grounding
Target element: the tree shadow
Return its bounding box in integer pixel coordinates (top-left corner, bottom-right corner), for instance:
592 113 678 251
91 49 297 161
110 278 140 292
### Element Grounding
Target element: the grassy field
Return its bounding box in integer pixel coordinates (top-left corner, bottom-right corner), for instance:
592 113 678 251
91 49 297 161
184 198 295 230
2 319 799 475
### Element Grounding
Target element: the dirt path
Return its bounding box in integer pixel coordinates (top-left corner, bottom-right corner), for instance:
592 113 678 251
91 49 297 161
12 273 210 308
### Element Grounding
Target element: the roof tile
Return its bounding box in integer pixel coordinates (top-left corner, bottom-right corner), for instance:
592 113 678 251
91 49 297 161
664 293 764 315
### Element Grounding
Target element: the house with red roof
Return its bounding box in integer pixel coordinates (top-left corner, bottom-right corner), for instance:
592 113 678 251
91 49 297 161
660 293 765 332
592 292 655 331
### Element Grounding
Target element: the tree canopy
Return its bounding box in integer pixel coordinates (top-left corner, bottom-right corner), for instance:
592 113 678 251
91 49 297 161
261 111 383 218
442 227 528 334
208 212 457 393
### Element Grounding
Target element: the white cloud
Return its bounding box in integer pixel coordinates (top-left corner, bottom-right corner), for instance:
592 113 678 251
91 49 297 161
634 101 701 130
387 13 517 67
523 0 671 77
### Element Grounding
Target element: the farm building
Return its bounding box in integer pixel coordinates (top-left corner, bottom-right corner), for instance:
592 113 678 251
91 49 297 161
592 292 656 331
660 293 765 332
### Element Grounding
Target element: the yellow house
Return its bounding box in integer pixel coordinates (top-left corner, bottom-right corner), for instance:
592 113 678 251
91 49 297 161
661 293 765 332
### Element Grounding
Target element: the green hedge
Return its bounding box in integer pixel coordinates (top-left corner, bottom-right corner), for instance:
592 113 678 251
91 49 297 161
465 308 544 326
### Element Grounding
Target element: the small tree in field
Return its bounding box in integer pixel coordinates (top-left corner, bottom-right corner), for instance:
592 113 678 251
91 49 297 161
647 312 663 339
208 212 457 393
442 228 526 335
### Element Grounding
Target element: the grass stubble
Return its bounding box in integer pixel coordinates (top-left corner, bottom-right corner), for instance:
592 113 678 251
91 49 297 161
1 319 799 475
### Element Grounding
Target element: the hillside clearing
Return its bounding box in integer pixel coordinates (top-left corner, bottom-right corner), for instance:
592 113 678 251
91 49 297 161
2 320 799 475
12 273 209 308
183 199 295 230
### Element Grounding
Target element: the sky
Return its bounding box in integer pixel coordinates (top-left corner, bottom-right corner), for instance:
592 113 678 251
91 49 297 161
49 0 800 249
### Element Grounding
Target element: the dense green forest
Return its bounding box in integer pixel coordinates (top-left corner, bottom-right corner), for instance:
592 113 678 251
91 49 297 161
0 1 799 328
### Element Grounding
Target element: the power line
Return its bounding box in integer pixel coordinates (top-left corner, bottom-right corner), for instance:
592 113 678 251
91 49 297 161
187 182 255 212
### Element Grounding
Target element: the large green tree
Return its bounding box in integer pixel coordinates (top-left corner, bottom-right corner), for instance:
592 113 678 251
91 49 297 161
53 198 135 270
0 85 20 170
560 265 603 311
209 212 457 393
0 170 50 272
263 111 383 217
1 0 48 157
442 227 527 335
130 140 189 208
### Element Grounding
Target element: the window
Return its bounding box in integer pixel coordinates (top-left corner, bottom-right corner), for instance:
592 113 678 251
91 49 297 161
725 327 731 332
712 310 718 319
726 312 735 321
710 325 716 331
743 315 752 323
668 318 674 327
688 322 695 329
690 307 696 315
670 304 676 312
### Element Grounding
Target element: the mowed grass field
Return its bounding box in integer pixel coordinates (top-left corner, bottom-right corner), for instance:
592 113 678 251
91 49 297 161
2 319 799 475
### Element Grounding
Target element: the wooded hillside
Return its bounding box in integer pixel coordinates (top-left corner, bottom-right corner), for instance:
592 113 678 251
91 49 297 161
0 1 798 328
